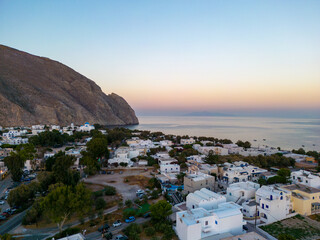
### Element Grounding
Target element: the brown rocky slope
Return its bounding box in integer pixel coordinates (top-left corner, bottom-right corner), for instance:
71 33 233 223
0 45 138 127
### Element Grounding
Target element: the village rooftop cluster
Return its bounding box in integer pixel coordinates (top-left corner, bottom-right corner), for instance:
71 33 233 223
0 123 319 240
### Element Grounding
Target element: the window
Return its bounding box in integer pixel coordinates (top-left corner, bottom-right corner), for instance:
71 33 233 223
205 221 208 225
266 205 269 209
280 196 283 200
262 203 264 209
215 220 218 225
313 197 315 200
230 193 232 196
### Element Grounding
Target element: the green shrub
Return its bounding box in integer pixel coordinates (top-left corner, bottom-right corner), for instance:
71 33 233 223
104 185 116 195
145 227 156 236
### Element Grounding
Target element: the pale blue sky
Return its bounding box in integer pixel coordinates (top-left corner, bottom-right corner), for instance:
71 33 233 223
1 0 319 116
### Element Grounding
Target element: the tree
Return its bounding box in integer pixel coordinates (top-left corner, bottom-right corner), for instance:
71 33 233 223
4 154 24 182
236 140 251 149
86 137 109 160
4 144 36 182
52 154 80 186
95 198 106 210
150 200 172 222
8 183 38 208
176 172 186 185
277 168 291 183
41 183 92 232
204 151 222 165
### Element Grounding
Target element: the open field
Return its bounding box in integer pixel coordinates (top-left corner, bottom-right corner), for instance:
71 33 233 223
260 214 320 240
83 169 153 200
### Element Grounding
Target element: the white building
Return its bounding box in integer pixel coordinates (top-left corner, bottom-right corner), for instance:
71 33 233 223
78 122 95 132
159 159 180 174
186 188 226 210
186 155 205 163
256 185 292 224
181 138 196 145
176 202 245 240
57 233 85 240
242 199 258 218
7 137 28 145
160 140 173 147
222 163 267 184
291 170 320 189
226 181 260 204
195 146 229 156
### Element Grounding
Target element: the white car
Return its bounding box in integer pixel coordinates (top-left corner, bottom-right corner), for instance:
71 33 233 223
136 189 144 194
113 220 122 227
0 201 5 205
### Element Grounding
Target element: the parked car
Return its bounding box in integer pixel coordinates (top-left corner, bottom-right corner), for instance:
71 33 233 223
143 212 150 218
101 170 107 174
115 235 128 240
0 215 6 221
125 216 135 223
119 171 123 174
136 189 144 195
0 200 5 205
113 220 122 227
98 223 110 232
107 171 111 174
1 212 10 218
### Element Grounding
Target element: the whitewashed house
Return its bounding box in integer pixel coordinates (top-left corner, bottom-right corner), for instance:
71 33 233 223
159 159 180 174
186 188 226 210
196 146 229 156
291 170 320 189
181 138 196 145
256 185 292 224
226 181 260 203
176 202 245 240
222 163 267 184
242 199 258 218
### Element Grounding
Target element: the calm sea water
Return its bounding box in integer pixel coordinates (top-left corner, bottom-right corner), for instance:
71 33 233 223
128 116 320 151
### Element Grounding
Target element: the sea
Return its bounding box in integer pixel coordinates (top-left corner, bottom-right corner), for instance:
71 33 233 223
127 116 320 152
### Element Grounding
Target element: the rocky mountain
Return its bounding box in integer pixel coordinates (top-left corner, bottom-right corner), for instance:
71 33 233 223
0 45 139 127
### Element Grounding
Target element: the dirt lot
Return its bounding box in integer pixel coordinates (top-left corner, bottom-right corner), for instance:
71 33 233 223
260 214 320 240
83 169 153 201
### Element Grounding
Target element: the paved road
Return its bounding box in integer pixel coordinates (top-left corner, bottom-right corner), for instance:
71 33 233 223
0 176 12 214
85 217 150 240
43 206 119 240
0 209 28 235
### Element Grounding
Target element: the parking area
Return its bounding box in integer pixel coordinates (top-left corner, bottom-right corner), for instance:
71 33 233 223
83 169 153 200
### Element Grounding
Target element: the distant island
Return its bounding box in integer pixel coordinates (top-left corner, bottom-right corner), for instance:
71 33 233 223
183 111 234 117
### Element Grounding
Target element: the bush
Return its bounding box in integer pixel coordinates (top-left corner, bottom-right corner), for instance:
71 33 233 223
145 227 156 236
162 227 175 240
95 198 106 210
125 199 133 208
104 185 116 196
123 223 141 240
93 190 104 198
123 209 136 219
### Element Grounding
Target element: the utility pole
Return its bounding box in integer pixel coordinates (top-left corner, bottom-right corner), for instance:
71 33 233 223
254 201 258 228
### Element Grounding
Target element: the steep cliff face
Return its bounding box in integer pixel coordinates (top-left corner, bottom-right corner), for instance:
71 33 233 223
0 45 139 127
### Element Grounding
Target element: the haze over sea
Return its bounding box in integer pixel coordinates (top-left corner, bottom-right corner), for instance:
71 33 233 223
129 115 320 152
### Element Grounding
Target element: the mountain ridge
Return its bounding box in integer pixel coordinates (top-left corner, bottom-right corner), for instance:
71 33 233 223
0 45 139 127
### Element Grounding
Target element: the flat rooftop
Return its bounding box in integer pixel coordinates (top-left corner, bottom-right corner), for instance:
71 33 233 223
284 184 320 194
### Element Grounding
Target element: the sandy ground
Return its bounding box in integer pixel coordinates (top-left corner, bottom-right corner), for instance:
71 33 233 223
83 169 153 201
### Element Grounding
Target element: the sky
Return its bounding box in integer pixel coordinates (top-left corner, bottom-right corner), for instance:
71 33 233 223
1 0 320 117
